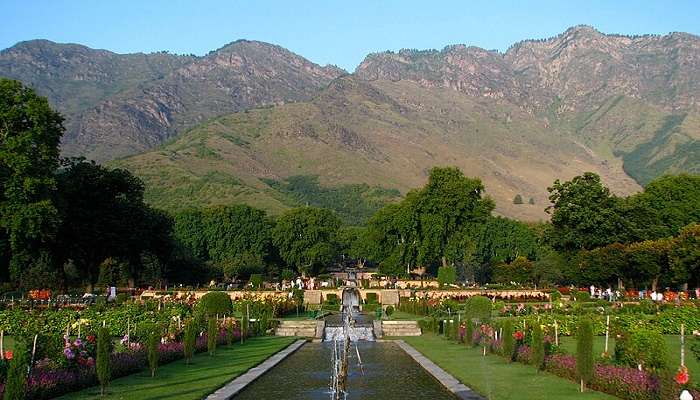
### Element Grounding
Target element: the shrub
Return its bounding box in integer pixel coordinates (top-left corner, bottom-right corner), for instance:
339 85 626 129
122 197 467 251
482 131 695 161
531 323 545 371
280 269 295 282
226 319 236 346
198 292 233 316
550 290 562 302
437 265 457 287
513 194 523 204
324 293 338 305
465 296 492 322
365 293 378 304
249 274 263 289
465 322 474 346
183 320 196 365
207 318 217 356
619 328 668 371
4 341 27 400
96 326 111 395
502 320 514 362
576 320 594 392
573 291 591 302
385 306 394 318
147 331 159 377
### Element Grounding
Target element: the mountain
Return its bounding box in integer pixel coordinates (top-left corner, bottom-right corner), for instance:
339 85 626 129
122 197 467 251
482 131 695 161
355 26 700 185
2 27 699 221
114 76 640 221
0 39 345 161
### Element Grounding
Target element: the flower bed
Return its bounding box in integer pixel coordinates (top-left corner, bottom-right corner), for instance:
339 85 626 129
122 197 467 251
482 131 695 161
0 329 235 399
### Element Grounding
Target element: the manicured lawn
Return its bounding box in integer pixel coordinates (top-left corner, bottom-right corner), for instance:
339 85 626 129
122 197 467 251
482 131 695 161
58 336 298 400
402 334 616 400
559 335 699 377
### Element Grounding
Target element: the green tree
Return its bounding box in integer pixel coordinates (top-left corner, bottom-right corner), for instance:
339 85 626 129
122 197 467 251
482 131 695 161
437 265 457 287
272 207 341 276
502 320 514 362
531 323 545 371
669 223 700 288
575 243 627 287
528 197 535 205
625 174 700 240
3 341 28 400
208 317 217 356
465 296 492 322
576 320 594 392
493 256 534 285
513 194 523 204
96 326 111 395
546 173 630 252
198 291 233 316
0 79 64 284
625 239 671 290
183 319 196 365
148 331 159 377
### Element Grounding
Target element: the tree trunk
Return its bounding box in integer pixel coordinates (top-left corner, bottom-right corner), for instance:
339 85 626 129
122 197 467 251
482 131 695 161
652 277 658 292
441 256 448 268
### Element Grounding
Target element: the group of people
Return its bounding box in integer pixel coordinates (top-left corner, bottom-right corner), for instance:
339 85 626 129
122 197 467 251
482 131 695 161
588 285 621 301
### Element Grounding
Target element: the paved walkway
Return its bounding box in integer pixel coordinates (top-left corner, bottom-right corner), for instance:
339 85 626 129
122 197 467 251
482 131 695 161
206 339 306 400
396 340 485 400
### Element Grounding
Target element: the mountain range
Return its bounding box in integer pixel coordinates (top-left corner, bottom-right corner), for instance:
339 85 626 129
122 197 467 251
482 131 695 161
1 26 698 221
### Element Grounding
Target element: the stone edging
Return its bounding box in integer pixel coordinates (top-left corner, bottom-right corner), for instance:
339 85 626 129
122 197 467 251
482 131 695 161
205 339 306 400
395 340 485 400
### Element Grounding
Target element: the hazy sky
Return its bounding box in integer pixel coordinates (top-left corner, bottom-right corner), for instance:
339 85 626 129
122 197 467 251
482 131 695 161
3 0 699 71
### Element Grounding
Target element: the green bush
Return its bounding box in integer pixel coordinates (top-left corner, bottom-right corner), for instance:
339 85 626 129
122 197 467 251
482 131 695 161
465 321 474 346
207 317 217 356
183 320 196 364
3 341 27 400
573 291 590 302
115 293 129 305
617 328 667 370
249 274 263 289
365 293 378 304
324 293 339 305
96 326 111 395
385 305 394 318
531 323 545 371
437 265 457 287
502 320 514 362
198 292 233 316
549 290 562 302
465 296 492 322
148 331 159 377
576 320 594 391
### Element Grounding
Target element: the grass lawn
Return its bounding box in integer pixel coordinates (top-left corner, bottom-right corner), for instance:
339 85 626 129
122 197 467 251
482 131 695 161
58 336 297 400
559 335 699 376
402 334 616 400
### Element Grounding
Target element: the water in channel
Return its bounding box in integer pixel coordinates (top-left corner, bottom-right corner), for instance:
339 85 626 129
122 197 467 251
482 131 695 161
233 341 456 399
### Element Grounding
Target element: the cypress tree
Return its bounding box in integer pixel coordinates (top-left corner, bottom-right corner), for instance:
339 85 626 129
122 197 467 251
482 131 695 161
465 321 474 346
208 317 217 356
576 320 594 392
502 320 514 362
240 315 248 344
226 319 235 346
531 323 545 371
183 320 196 364
96 326 111 395
148 331 159 377
3 341 28 400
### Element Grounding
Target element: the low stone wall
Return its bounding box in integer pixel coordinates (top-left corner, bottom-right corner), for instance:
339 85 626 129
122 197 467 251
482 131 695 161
381 320 421 337
275 320 320 338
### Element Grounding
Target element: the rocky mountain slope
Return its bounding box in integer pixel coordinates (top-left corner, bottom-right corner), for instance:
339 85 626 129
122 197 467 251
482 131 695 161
0 39 344 161
2 27 698 220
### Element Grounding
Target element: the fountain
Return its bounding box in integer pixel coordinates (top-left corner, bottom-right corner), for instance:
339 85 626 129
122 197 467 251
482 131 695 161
328 287 370 399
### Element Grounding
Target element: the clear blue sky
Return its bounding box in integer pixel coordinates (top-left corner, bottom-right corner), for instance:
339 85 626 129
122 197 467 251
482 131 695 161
2 0 699 71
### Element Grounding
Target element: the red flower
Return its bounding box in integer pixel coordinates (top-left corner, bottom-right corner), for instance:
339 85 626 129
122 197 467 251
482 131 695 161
513 331 525 341
675 366 690 385
3 350 12 360
87 335 96 343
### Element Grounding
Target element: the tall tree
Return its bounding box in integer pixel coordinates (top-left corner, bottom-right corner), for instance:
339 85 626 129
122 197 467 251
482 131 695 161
272 207 341 276
669 223 700 288
0 79 64 282
546 172 629 252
